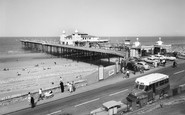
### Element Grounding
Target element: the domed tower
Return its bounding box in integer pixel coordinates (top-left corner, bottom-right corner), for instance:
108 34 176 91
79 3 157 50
156 37 163 46
130 38 142 58
134 38 141 47
75 29 78 34
60 30 66 44
154 37 164 54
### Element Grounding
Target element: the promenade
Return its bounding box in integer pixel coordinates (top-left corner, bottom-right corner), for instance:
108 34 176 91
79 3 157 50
1 59 180 115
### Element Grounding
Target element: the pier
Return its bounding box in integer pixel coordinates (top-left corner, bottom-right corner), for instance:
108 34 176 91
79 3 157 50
20 40 128 62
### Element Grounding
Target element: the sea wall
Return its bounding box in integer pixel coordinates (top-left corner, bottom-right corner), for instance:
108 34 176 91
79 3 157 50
0 79 87 107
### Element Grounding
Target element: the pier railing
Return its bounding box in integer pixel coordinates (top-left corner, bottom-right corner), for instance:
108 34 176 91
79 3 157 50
20 40 128 59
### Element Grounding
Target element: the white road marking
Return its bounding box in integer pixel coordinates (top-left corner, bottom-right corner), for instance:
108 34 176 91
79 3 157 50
47 110 62 115
74 98 100 107
109 89 128 96
174 70 185 75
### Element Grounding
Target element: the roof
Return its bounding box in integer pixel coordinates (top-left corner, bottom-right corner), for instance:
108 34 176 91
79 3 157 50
65 35 72 38
135 73 169 86
65 34 97 39
81 35 96 38
103 100 122 109
137 61 147 65
72 32 88 35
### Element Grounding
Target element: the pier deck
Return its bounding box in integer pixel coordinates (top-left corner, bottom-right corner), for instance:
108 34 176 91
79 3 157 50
20 40 128 61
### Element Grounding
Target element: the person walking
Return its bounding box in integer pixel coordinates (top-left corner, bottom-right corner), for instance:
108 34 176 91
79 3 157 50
121 67 125 74
141 66 144 73
38 88 43 101
173 60 177 68
60 80 64 93
162 59 166 66
30 96 35 108
126 70 130 78
133 65 137 75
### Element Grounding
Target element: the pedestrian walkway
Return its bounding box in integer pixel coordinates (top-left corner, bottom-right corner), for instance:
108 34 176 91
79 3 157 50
0 59 184 115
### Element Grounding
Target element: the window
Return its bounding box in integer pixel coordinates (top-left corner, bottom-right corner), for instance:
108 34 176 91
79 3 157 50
164 79 169 84
159 80 165 86
145 86 149 91
149 85 152 90
139 85 145 90
145 85 152 91
135 84 139 89
155 82 159 87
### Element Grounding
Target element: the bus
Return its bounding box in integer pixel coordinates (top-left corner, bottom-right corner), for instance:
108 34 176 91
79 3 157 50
126 73 170 108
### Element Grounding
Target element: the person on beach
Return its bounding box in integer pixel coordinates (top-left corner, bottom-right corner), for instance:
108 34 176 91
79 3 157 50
60 80 64 93
30 96 35 108
38 88 43 101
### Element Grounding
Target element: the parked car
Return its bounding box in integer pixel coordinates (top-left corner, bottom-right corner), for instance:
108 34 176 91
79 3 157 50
154 54 166 60
136 61 150 70
126 61 139 72
90 100 127 115
165 55 176 61
144 56 160 64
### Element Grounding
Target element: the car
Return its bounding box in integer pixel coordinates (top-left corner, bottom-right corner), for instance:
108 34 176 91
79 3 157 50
165 55 176 61
136 61 150 70
90 100 127 115
154 54 166 60
144 56 160 64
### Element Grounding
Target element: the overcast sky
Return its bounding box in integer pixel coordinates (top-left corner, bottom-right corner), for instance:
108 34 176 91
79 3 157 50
0 0 185 37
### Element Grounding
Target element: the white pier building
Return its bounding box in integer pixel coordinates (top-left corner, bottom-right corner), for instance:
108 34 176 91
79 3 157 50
60 30 108 46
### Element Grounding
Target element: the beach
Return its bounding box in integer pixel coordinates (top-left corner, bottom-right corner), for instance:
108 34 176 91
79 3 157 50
0 53 98 99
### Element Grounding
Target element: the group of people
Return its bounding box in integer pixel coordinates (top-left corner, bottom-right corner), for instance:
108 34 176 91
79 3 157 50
27 77 77 108
67 81 76 93
59 77 76 93
27 88 54 108
27 92 35 108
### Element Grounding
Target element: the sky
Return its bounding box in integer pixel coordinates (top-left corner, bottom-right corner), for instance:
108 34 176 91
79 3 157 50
0 0 185 37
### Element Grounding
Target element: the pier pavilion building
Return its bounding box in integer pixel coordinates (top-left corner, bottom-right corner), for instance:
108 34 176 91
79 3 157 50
128 37 172 57
140 37 172 56
60 30 108 47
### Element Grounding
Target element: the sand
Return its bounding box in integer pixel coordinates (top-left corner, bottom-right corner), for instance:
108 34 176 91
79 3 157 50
0 53 98 99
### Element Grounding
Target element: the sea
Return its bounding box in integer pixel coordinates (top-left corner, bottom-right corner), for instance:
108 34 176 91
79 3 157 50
0 36 185 56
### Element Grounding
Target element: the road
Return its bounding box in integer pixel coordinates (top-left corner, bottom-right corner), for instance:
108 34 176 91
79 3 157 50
7 61 185 115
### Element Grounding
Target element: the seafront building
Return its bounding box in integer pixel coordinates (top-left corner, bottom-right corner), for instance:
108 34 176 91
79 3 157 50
129 37 172 57
59 30 108 47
